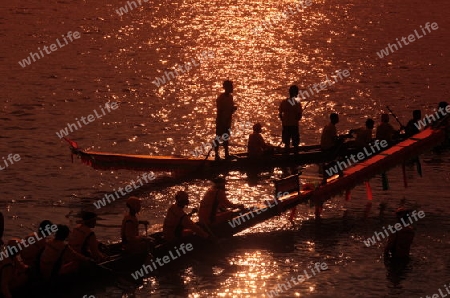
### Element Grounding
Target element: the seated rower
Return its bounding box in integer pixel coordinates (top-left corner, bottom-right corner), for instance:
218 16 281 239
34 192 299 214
405 109 421 137
349 118 374 148
247 123 273 159
1 239 29 298
121 197 150 254
40 225 90 281
375 114 397 144
198 177 245 227
320 113 340 151
68 212 106 262
20 220 53 273
163 191 210 242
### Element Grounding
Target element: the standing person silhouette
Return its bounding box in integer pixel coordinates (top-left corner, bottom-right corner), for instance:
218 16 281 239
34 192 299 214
214 80 237 160
279 85 303 154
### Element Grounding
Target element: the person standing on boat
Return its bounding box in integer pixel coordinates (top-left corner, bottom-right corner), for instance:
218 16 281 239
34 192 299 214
405 110 421 137
121 197 150 253
376 114 397 144
247 123 273 159
163 191 210 242
349 118 374 148
198 177 245 227
320 113 341 151
20 220 53 274
0 239 29 298
279 85 303 154
68 212 106 262
384 208 415 261
40 225 90 281
214 80 237 160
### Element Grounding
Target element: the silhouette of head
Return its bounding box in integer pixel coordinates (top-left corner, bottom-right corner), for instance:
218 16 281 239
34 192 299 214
175 191 189 207
330 113 339 124
223 80 233 94
413 110 421 120
366 118 375 129
55 225 70 241
252 123 262 133
438 101 448 110
289 85 299 98
381 114 389 123
39 220 53 232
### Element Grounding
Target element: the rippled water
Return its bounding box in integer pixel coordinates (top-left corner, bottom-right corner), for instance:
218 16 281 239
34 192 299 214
1 0 450 297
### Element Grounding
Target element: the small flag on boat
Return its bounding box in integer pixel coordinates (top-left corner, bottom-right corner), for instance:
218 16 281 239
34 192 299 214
402 163 408 188
365 181 373 201
381 172 389 190
345 189 351 201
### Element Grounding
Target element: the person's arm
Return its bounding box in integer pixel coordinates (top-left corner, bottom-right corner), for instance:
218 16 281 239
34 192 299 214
384 233 396 256
298 102 303 121
220 192 245 210
88 233 105 261
181 217 209 239
65 245 90 262
278 102 283 120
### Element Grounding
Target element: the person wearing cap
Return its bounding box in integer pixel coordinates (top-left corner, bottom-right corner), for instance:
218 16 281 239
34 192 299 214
68 212 105 261
376 114 397 144
279 85 303 154
384 208 415 260
40 225 90 280
121 197 149 253
247 123 273 159
163 191 210 242
214 80 237 160
198 177 245 227
20 220 53 274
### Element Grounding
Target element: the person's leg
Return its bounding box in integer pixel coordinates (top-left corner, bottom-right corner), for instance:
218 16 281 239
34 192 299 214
223 140 230 159
213 134 221 160
282 126 290 154
292 126 300 153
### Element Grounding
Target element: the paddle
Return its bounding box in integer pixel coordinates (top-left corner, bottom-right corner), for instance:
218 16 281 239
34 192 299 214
386 105 405 129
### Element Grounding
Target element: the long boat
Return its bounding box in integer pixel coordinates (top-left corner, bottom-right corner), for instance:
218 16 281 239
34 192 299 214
65 137 349 175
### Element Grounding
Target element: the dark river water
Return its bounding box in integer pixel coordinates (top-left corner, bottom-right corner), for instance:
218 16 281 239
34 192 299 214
1 0 450 297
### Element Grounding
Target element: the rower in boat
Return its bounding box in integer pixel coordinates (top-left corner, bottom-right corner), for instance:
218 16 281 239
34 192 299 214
247 123 273 159
279 85 302 154
214 80 237 161
384 208 415 261
121 197 150 253
68 212 106 261
375 114 397 145
20 220 53 275
1 239 29 298
405 110 421 137
198 177 245 227
162 191 210 242
40 225 90 281
349 118 375 149
320 113 341 151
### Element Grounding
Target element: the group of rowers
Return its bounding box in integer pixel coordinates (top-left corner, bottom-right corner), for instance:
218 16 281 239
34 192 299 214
244 84 449 158
0 177 245 297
